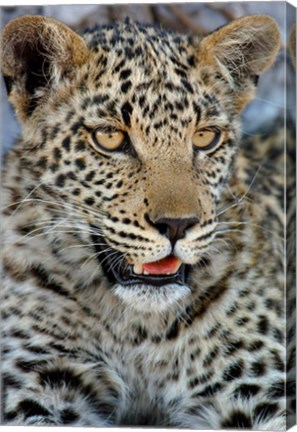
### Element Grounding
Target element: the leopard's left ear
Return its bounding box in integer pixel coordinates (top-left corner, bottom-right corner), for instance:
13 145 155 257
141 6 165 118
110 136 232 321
198 15 281 110
1 15 89 121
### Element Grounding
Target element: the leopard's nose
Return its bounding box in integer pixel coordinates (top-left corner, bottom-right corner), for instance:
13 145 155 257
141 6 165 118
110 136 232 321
146 215 199 246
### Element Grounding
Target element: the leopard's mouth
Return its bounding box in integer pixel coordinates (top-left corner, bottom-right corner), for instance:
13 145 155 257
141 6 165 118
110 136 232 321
91 226 188 287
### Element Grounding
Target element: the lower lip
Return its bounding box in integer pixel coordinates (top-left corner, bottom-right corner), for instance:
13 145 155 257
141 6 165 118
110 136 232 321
124 268 186 287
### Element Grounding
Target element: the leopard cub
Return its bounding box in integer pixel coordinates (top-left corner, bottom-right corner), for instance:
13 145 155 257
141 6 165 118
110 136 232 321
1 14 293 429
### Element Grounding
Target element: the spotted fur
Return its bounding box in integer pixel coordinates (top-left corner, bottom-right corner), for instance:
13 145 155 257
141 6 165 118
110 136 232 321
1 15 295 429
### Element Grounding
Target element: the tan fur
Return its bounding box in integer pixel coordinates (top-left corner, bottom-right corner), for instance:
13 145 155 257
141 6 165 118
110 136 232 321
200 16 280 74
198 16 280 111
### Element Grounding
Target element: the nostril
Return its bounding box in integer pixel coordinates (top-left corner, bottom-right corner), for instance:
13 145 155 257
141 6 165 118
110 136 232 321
145 213 199 245
155 222 170 237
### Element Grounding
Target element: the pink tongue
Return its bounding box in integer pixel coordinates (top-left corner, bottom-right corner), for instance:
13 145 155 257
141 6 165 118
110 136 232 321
142 256 180 275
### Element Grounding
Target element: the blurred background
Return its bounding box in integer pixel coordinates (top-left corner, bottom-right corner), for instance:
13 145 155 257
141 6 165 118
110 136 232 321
1 2 296 155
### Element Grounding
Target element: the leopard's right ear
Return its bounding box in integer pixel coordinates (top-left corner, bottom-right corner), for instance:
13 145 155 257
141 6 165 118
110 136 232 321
197 15 280 112
1 15 89 121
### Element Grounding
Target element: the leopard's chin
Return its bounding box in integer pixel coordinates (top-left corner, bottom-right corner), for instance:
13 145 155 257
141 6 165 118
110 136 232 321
113 282 192 312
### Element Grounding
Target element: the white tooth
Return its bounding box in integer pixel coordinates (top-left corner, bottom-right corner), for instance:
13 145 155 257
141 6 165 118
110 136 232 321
144 270 150 275
133 264 143 275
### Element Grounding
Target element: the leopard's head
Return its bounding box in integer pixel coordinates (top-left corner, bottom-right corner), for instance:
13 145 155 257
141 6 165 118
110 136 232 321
1 15 280 311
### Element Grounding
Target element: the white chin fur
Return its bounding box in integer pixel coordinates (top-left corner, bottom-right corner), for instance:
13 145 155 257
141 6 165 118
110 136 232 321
113 283 191 313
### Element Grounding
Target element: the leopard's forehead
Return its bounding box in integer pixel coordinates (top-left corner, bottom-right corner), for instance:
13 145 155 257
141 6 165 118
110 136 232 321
54 21 230 157
84 20 195 67
82 20 201 106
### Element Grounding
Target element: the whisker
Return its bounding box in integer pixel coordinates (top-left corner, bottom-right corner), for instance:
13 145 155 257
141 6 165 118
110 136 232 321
6 181 51 220
81 247 114 270
95 249 120 271
57 242 111 256
215 220 284 240
217 163 263 217
107 253 127 274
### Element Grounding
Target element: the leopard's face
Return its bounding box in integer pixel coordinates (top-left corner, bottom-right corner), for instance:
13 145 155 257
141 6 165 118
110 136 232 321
2 17 280 310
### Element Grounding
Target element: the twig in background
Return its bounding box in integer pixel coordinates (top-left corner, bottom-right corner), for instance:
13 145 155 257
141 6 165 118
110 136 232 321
206 4 235 22
167 4 207 35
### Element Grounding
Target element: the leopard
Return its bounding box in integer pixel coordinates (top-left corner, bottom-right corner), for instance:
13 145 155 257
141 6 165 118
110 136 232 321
1 14 296 429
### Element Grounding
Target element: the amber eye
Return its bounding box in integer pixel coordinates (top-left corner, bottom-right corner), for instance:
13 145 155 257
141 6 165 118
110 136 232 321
192 130 221 151
92 129 125 153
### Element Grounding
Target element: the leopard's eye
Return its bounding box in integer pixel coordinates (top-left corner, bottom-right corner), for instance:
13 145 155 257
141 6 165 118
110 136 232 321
92 130 125 152
192 130 221 151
